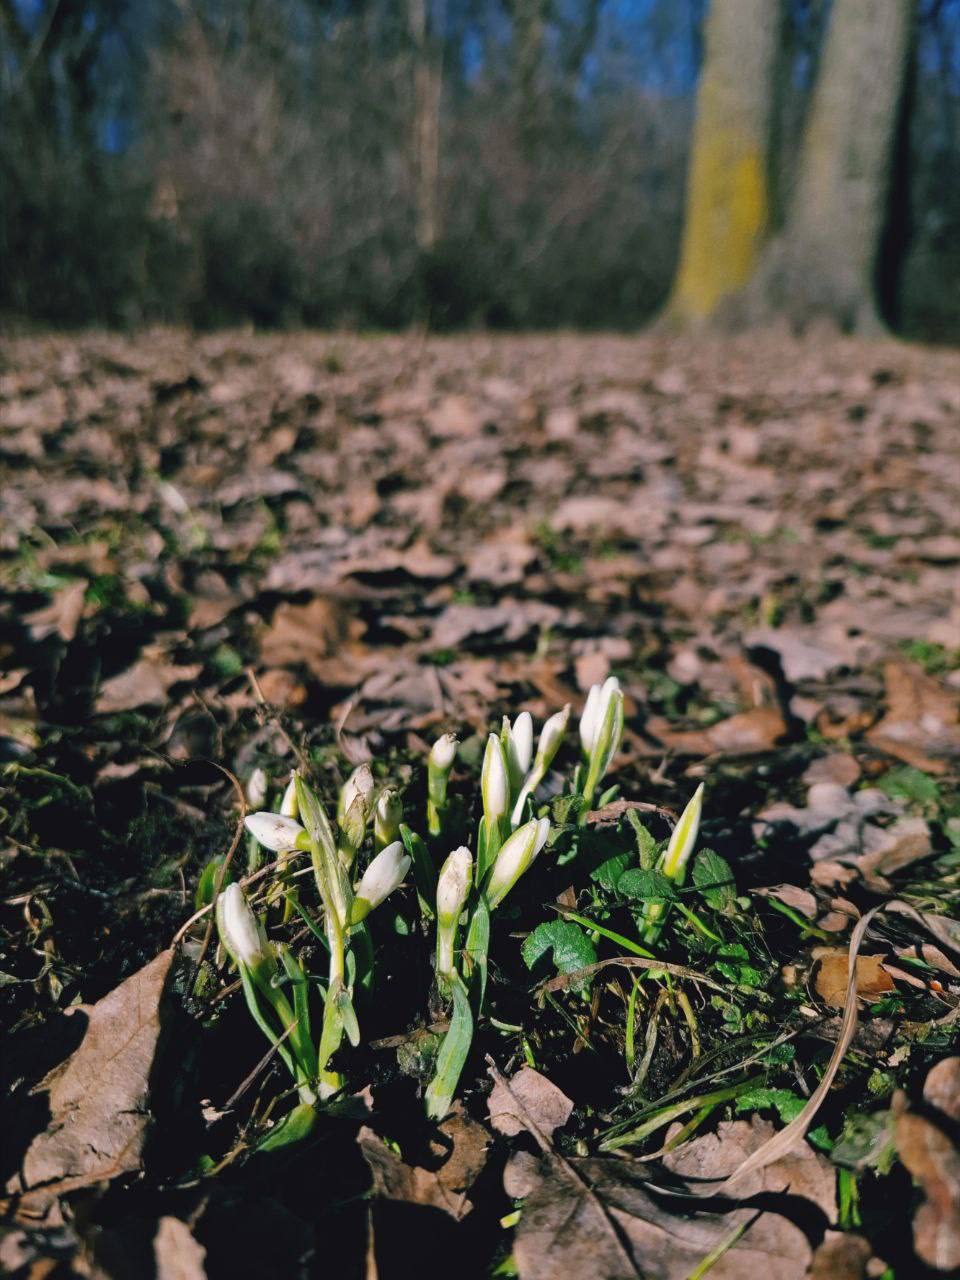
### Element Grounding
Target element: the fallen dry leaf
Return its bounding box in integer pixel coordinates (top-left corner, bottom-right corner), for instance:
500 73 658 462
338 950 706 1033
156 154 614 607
756 883 818 919
924 1057 960 1123
856 816 932 883
97 650 202 713
746 625 861 683
802 754 861 788
807 1232 873 1280
358 1104 489 1220
13 949 174 1201
892 1090 960 1271
23 580 88 643
487 1068 574 1140
155 1216 208 1280
866 662 960 774
506 1116 835 1280
813 951 896 1008
255 668 308 708
647 706 787 755
259 596 363 671
430 600 564 651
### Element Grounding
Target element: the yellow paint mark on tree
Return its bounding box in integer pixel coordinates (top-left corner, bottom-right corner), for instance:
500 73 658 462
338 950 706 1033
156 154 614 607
669 129 768 322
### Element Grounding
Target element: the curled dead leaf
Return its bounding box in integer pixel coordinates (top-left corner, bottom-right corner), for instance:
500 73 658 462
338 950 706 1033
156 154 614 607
813 950 895 1008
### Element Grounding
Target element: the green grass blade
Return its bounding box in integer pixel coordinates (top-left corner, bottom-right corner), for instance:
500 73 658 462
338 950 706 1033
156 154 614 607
425 973 474 1120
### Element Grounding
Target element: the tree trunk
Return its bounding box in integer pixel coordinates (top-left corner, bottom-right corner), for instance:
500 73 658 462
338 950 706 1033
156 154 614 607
744 0 915 332
409 0 444 253
665 0 783 326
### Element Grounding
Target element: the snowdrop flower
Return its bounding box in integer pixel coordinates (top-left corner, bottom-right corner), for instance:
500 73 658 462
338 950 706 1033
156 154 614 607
486 818 550 909
642 784 705 943
338 763 375 825
337 763 375 868
579 678 624 812
662 784 704 884
536 705 570 773
429 733 458 773
437 846 472 926
351 841 411 922
579 677 621 756
216 883 272 972
481 733 510 827
436 846 472 978
504 712 533 794
280 773 299 819
245 812 307 853
427 733 458 837
374 788 403 852
246 767 268 811
510 704 570 827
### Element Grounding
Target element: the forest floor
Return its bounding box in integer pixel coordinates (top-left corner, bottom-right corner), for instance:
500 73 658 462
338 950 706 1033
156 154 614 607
1 329 959 1280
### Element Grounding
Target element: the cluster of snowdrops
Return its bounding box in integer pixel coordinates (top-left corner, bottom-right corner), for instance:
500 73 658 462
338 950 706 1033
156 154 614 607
212 677 704 1149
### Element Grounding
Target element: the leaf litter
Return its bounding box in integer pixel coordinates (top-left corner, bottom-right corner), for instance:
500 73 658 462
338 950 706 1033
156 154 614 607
1 331 959 1277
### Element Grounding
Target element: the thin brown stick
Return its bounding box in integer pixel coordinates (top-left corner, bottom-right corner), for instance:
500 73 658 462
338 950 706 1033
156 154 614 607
246 667 310 772
223 1017 300 1109
171 855 312 946
539 956 727 996
585 799 678 825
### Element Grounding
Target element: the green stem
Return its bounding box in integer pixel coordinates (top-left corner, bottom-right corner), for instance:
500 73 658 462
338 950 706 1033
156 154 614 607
673 900 724 944
600 1079 760 1151
625 978 641 1072
765 896 833 940
427 763 449 838
559 910 655 959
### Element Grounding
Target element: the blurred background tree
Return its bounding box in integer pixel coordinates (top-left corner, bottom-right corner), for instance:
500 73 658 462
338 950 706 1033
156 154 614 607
1 0 958 337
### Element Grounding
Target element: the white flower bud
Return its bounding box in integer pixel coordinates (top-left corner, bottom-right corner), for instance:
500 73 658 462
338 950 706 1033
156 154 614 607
481 733 510 825
216 882 269 969
436 846 472 926
587 679 624 789
339 763 375 824
280 774 299 818
351 841 411 921
246 767 268 810
536 704 569 770
244 812 306 852
505 712 534 790
509 705 570 828
486 817 550 908
374 788 403 851
580 677 621 755
579 683 601 755
436 845 472 978
662 784 704 883
429 733 458 773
